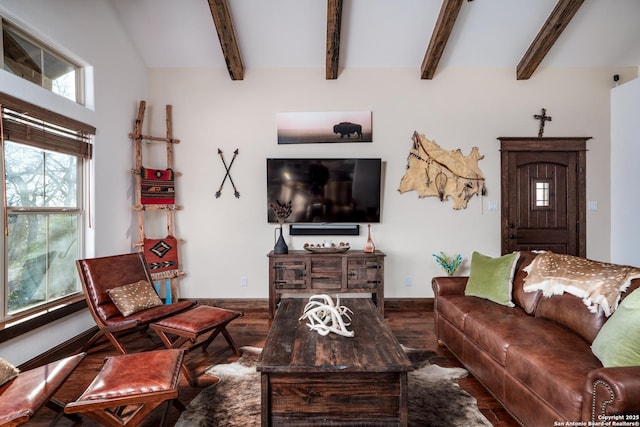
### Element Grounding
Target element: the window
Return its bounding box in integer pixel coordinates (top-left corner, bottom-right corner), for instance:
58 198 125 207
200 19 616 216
1 20 83 104
1 93 94 324
532 178 553 210
5 143 82 314
535 181 550 207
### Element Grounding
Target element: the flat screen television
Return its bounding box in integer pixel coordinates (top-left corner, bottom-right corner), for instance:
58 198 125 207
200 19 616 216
267 158 382 224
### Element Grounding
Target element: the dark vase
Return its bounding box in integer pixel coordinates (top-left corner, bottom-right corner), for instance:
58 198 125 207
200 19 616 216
274 224 288 254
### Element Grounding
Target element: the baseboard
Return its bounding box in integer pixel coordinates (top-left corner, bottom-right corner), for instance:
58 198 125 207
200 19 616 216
196 298 433 313
196 298 269 312
197 298 433 312
21 297 433 370
385 298 434 312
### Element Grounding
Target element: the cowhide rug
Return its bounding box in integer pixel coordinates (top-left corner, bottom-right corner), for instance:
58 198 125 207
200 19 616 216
176 346 492 427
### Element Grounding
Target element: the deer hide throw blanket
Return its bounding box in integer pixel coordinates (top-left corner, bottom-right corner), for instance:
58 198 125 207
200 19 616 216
523 252 640 316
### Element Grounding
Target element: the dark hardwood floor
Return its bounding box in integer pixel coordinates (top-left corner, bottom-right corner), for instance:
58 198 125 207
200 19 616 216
27 302 518 426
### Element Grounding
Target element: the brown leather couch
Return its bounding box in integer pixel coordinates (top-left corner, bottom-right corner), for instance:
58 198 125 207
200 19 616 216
432 251 640 426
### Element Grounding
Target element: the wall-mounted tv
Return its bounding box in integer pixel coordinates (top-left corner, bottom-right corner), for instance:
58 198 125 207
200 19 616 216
267 158 382 224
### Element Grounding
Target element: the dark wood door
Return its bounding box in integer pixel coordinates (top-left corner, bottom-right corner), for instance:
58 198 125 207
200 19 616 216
500 137 590 257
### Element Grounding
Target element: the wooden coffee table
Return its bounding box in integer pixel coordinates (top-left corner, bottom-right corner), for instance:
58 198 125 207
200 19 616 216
257 298 412 426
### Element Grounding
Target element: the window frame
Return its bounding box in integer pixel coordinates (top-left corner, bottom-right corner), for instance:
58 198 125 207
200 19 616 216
1 19 85 105
4 149 85 318
0 92 95 339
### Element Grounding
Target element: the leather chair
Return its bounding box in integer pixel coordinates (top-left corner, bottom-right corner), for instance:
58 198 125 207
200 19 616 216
76 252 195 354
0 353 85 426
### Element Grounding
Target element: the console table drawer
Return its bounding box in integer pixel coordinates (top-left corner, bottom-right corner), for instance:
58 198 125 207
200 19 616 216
268 250 385 320
347 257 383 289
272 259 306 289
310 257 342 289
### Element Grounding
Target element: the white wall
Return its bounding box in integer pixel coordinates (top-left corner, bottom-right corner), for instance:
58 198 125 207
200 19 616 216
0 0 148 364
611 77 640 266
147 66 635 301
0 0 635 363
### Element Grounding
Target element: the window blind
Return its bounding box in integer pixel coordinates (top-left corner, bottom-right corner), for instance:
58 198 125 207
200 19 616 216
0 92 94 158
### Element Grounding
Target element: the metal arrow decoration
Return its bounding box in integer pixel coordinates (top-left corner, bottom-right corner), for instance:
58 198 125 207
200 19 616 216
216 148 240 198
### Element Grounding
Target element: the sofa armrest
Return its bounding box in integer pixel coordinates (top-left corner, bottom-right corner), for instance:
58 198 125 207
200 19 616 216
432 276 468 296
583 366 640 421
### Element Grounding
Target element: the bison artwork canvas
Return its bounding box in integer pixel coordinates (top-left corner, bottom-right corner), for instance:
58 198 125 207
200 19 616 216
277 111 372 144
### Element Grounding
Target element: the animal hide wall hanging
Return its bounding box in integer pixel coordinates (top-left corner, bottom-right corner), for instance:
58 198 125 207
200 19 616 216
398 132 486 210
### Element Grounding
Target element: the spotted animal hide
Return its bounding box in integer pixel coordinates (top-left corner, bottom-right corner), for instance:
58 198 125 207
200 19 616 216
398 131 485 209
523 251 640 316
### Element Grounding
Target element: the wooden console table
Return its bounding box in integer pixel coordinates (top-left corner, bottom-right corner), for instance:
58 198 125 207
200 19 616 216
267 250 385 320
257 298 412 426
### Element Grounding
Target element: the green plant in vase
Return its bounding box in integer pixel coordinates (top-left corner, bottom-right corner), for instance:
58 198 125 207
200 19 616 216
432 252 462 276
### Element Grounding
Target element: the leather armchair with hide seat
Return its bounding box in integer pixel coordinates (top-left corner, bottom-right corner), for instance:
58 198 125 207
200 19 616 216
77 252 243 386
76 252 195 354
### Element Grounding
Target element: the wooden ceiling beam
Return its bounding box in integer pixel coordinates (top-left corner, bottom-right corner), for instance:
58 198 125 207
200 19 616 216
208 0 244 80
516 0 584 80
421 0 465 80
326 0 343 80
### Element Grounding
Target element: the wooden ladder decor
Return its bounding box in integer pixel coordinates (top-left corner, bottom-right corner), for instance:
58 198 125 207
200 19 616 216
129 100 184 302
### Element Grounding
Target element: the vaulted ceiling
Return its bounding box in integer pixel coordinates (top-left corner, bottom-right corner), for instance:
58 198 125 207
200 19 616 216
110 0 640 81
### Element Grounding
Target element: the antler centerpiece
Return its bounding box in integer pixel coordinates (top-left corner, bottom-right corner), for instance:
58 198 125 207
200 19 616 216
299 294 354 338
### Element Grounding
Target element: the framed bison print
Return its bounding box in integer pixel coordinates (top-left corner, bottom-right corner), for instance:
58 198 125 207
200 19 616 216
277 111 372 144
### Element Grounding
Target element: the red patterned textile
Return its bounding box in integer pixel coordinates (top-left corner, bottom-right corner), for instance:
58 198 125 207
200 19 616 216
141 167 175 204
143 235 179 279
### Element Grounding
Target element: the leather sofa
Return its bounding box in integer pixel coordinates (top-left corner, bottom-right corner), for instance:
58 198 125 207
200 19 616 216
432 251 640 426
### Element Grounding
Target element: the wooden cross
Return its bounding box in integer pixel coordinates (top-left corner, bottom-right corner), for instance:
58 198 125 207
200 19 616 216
534 108 552 137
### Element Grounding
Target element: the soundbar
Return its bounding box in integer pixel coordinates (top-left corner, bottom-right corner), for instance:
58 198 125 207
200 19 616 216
289 224 360 236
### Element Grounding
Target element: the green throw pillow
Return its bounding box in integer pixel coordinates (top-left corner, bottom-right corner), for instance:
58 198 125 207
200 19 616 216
464 251 520 307
591 288 640 367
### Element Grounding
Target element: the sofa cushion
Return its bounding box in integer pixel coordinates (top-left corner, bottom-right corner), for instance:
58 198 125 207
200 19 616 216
591 288 640 367
464 251 520 307
436 294 519 332
503 373 568 427
535 292 607 343
511 251 542 315
506 335 602 421
464 311 549 366
107 280 163 317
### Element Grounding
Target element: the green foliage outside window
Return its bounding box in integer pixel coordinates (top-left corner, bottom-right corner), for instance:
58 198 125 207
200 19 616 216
5 141 81 314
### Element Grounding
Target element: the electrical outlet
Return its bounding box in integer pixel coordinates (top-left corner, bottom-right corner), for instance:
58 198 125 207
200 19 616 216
240 276 248 287
404 276 413 286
